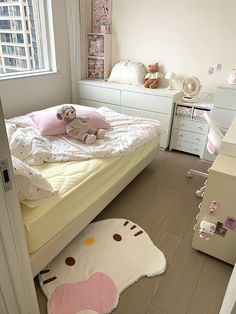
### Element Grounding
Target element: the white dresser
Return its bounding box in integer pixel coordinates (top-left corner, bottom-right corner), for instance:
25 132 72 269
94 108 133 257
169 101 212 158
78 80 181 149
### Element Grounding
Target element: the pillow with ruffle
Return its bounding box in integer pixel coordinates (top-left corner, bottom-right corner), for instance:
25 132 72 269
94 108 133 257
108 60 147 85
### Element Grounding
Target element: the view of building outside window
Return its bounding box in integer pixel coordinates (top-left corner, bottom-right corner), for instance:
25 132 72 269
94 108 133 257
0 0 45 76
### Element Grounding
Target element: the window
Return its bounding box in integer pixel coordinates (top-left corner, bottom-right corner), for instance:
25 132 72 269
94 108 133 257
0 6 9 16
0 0 56 78
0 20 11 29
0 33 13 42
11 5 20 16
16 33 24 43
11 20 22 30
2 45 15 55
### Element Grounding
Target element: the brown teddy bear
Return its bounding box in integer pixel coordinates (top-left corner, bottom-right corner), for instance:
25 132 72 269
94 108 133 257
144 63 162 88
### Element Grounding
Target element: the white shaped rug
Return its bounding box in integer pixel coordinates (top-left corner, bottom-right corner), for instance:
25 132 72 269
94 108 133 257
39 218 166 314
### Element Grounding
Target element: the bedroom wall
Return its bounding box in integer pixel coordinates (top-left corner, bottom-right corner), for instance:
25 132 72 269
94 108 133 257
1 1 72 118
112 0 236 93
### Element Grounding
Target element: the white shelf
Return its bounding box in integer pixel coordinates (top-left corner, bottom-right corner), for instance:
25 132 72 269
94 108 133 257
169 101 213 158
87 33 111 80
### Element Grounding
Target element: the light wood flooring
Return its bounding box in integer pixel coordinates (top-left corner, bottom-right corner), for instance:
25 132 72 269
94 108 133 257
35 150 233 314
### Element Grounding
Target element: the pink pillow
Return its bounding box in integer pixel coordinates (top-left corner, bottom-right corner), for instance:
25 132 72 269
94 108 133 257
31 105 110 136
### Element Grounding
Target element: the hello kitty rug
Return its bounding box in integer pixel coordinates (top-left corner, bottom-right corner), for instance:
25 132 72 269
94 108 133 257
39 218 166 314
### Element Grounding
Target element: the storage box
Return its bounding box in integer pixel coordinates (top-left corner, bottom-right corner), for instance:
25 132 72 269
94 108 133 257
175 105 192 118
193 108 210 121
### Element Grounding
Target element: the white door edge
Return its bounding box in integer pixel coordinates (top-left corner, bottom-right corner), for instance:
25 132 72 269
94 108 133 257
0 99 39 314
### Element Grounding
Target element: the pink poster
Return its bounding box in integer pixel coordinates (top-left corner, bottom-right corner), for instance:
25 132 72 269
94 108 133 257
92 0 112 33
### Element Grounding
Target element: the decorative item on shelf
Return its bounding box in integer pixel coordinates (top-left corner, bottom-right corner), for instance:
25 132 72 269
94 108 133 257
199 220 216 240
108 60 147 85
165 70 176 89
228 67 236 84
182 76 201 103
87 32 111 80
92 0 112 33
88 58 104 80
88 34 104 57
100 24 110 34
144 63 163 89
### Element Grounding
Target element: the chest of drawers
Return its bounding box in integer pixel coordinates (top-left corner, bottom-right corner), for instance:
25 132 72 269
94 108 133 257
169 101 212 158
78 80 181 149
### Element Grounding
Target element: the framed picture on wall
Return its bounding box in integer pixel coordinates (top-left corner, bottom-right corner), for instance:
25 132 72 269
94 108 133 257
92 0 112 33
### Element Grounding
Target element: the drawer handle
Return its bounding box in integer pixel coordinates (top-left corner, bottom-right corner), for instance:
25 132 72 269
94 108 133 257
179 134 183 137
193 147 199 151
180 123 185 126
196 213 200 220
177 144 182 147
194 136 200 140
198 202 202 209
197 125 203 129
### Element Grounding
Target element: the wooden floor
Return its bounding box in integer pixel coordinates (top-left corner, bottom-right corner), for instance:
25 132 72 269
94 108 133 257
35 150 233 314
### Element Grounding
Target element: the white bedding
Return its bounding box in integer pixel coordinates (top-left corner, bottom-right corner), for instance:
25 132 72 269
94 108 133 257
6 106 163 165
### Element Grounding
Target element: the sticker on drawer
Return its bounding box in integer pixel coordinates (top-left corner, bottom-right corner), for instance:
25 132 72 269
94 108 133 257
214 222 227 237
199 220 216 240
223 217 236 231
208 200 220 215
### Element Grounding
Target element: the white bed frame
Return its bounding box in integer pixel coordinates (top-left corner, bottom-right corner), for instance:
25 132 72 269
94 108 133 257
30 143 159 276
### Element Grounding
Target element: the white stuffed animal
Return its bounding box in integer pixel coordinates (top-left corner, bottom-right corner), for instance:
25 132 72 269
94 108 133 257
57 105 105 144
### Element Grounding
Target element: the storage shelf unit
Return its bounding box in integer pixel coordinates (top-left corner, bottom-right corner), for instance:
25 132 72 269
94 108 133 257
87 33 111 80
78 80 181 149
169 101 212 158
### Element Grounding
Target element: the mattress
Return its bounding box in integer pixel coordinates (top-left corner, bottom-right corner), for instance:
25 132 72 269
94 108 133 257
22 138 159 254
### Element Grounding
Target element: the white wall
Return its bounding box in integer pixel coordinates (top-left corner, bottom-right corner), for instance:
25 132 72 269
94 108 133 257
112 0 236 93
0 1 72 118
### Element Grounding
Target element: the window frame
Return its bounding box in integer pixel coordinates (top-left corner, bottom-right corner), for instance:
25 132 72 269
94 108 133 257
0 0 57 81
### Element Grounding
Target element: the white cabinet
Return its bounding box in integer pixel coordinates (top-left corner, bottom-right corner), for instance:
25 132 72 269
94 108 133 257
87 33 111 80
212 84 236 130
78 80 181 149
192 152 236 265
169 101 212 158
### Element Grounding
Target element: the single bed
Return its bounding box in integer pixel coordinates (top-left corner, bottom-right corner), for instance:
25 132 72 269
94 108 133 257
7 106 161 276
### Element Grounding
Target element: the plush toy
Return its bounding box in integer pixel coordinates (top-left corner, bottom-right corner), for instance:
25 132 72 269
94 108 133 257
56 105 105 144
144 63 162 89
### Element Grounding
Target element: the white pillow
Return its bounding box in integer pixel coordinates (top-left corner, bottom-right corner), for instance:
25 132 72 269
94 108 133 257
108 60 147 85
12 156 58 203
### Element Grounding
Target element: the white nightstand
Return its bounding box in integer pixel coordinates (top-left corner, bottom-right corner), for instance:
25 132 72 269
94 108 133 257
78 80 181 149
169 101 213 158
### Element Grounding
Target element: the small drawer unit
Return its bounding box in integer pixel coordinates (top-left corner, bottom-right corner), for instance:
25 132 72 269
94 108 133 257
169 101 212 158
